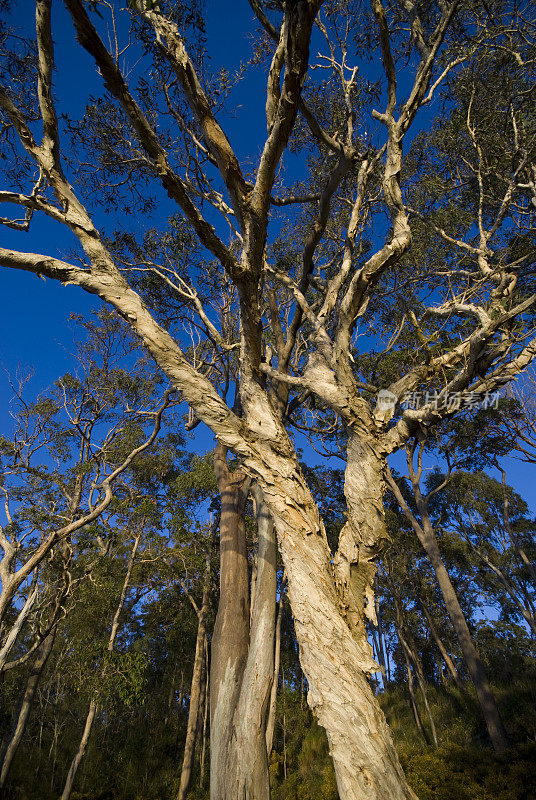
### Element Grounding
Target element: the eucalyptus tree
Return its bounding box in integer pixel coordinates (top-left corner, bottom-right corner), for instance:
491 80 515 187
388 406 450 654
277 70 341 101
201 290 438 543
432 470 536 638
385 442 509 753
0 313 174 629
0 543 70 789
2 0 536 796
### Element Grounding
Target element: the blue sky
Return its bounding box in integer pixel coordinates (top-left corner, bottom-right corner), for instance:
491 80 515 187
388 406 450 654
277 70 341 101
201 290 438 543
0 0 262 425
0 0 535 514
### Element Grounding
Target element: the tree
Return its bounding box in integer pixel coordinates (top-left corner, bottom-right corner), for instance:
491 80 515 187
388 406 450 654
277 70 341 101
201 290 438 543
210 447 277 800
0 312 173 642
432 470 536 638
177 522 214 800
386 440 509 753
60 529 142 800
2 1 536 796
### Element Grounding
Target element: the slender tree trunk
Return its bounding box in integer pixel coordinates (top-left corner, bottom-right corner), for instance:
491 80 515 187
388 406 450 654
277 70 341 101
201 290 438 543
393 599 438 748
61 699 97 800
283 712 287 781
61 532 141 800
0 629 55 788
199 641 209 788
404 654 427 742
165 660 180 727
416 518 508 754
409 643 438 748
266 593 283 756
419 601 462 690
178 548 212 800
387 463 509 755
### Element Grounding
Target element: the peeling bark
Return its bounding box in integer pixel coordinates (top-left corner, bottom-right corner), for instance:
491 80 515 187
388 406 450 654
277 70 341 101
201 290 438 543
276 511 417 800
334 433 388 645
210 450 277 800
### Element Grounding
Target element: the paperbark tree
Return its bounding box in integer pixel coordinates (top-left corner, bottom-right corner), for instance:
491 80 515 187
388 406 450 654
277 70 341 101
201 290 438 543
1 0 536 795
266 592 284 756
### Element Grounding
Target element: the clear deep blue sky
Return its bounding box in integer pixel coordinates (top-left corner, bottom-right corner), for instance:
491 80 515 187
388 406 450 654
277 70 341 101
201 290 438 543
0 0 534 511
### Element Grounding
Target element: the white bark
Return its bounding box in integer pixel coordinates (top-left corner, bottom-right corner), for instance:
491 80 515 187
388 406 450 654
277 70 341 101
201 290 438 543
0 580 39 671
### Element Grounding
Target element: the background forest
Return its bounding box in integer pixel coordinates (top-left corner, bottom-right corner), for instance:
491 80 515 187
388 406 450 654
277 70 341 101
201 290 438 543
1 313 535 800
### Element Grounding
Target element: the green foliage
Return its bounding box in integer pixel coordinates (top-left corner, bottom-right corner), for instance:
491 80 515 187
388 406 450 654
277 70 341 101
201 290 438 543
400 744 536 800
270 697 337 800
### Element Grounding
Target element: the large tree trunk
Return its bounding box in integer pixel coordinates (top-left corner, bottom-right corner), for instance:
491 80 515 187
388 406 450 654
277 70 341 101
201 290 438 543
231 484 276 799
210 446 251 800
263 432 418 800
276 517 417 800
199 641 209 788
61 532 141 800
177 548 212 800
0 629 55 788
